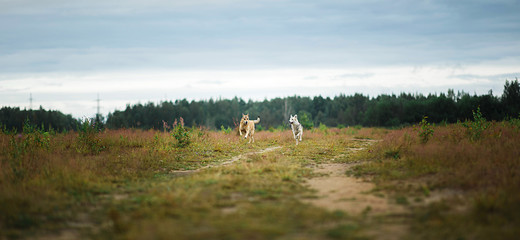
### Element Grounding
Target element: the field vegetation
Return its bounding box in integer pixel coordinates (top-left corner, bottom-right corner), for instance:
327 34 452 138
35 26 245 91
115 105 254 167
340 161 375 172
1 112 519 239
352 113 520 239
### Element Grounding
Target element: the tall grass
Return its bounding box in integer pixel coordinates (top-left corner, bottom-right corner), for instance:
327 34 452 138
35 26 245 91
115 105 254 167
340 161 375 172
0 124 375 239
0 124 260 238
355 118 520 239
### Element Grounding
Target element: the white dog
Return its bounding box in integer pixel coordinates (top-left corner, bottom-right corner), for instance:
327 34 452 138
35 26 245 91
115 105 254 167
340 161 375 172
289 115 303 145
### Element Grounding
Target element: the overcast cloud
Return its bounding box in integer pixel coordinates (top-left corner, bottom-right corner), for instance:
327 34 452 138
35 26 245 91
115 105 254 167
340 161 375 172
1 0 519 118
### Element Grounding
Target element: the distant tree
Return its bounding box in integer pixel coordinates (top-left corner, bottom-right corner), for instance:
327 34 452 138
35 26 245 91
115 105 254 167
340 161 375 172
502 78 520 117
101 79 520 130
0 106 77 132
297 111 314 129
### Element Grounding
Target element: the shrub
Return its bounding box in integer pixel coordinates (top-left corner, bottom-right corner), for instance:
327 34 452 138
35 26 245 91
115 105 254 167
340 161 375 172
76 118 104 154
297 112 314 129
220 125 232 134
418 116 434 143
276 125 287 131
508 113 520 129
171 117 191 148
9 119 51 159
462 106 490 141
318 123 328 132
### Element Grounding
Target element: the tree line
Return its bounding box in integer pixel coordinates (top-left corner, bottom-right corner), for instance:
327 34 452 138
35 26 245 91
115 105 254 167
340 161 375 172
1 79 519 132
105 79 520 130
0 106 79 132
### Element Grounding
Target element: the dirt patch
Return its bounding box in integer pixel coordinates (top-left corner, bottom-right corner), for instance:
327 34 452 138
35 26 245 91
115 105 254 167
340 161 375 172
170 146 282 174
304 163 407 215
303 163 409 240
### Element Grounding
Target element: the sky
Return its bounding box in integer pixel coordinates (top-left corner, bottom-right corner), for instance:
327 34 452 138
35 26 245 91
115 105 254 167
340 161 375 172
1 0 519 118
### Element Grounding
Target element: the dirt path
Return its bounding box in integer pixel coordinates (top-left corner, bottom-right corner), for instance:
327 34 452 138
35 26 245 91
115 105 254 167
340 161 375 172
171 146 282 175
302 141 410 240
304 163 410 240
304 163 407 215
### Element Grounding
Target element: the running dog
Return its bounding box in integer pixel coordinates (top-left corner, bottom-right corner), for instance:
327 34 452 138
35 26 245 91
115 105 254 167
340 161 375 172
289 115 303 145
239 114 260 143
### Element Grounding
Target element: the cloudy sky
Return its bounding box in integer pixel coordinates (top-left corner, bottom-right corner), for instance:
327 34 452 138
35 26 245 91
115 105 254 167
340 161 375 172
1 0 519 118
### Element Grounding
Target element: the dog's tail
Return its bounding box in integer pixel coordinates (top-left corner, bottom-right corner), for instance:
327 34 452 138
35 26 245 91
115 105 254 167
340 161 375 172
253 116 260 124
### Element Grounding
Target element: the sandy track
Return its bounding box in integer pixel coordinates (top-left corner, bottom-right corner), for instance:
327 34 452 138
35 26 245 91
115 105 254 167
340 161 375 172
170 146 282 174
304 163 407 215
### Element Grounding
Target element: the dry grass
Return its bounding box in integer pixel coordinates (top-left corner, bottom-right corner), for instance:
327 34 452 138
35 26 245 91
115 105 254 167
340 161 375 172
0 126 374 239
3 120 517 240
353 121 520 239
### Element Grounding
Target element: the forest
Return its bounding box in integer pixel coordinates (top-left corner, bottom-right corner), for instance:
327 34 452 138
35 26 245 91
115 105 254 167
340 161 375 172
1 79 519 132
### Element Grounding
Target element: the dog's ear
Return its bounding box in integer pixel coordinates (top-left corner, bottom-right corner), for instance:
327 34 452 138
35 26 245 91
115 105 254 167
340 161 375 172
295 114 297 118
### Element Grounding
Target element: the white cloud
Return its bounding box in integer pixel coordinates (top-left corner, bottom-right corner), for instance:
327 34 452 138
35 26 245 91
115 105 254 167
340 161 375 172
1 0 519 118
2 58 518 118
0 0 255 15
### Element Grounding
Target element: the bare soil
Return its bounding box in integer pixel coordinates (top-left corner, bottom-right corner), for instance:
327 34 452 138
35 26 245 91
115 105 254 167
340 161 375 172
303 163 410 240
171 146 282 174
304 163 407 215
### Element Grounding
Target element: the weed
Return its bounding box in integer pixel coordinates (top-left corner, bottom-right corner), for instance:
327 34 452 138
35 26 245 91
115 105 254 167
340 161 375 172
171 117 191 148
462 106 490 141
507 113 520 130
220 125 233 134
318 122 328 133
76 118 104 154
418 116 434 143
384 148 400 159
421 185 431 197
8 119 50 160
395 196 409 205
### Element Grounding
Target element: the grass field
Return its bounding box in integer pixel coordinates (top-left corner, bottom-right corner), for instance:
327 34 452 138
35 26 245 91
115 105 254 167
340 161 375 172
1 118 519 239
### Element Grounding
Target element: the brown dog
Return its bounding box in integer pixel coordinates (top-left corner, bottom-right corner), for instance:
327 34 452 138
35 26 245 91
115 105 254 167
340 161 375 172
239 113 260 143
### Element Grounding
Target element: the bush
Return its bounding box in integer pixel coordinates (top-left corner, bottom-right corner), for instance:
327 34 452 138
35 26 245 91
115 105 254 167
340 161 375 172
462 106 490 141
220 125 232 134
76 118 104 154
171 117 191 148
8 119 51 159
297 112 314 129
418 116 434 143
318 123 328 132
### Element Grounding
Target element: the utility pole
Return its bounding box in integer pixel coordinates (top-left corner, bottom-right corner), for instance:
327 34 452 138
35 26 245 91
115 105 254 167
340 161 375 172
96 93 101 117
29 93 33 110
